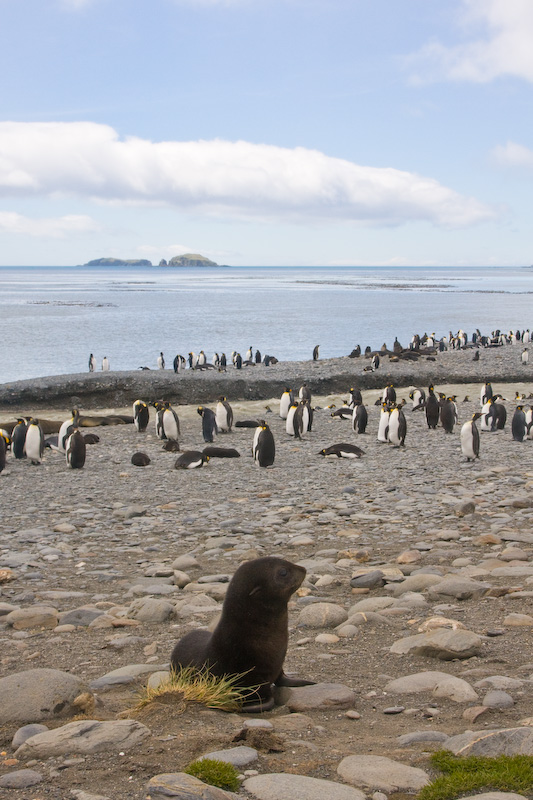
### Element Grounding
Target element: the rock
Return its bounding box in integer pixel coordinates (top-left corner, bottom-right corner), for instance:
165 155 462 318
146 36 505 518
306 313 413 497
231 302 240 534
385 671 478 703
482 691 515 709
0 668 85 724
459 794 528 800
337 754 429 792
200 745 257 766
71 791 111 800
245 773 366 800
397 731 449 746
445 727 533 756
391 574 442 596
428 576 492 600
59 607 105 627
145 772 234 799
297 603 348 628
389 629 483 660
4 605 59 629
503 613 533 626
89 664 167 690
0 769 43 788
127 597 174 623
284 683 356 711
455 500 476 516
12 723 49 748
16 719 150 757
349 570 385 589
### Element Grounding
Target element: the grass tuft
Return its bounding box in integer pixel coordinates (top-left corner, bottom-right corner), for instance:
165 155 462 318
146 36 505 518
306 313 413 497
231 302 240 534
417 750 533 800
135 666 261 712
185 757 241 791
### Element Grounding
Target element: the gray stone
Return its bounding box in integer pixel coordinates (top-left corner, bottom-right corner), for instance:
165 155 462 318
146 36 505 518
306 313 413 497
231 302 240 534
458 795 528 800
446 727 533 756
285 682 355 711
245 773 366 800
397 731 449 746
12 723 49 748
389 629 482 660
127 597 174 623
386 671 478 702
59 607 105 626
200 745 257 766
4 605 59 629
297 602 348 628
90 663 168 690
0 769 43 788
145 772 234 800
350 570 385 589
0 668 85 724
16 718 150 757
428 576 492 600
455 500 476 516
482 690 515 709
337 754 429 792
391 574 442 596
71 791 111 800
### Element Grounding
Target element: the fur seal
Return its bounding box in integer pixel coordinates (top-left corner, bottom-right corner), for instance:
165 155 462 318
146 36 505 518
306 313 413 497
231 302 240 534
202 446 240 458
170 556 313 712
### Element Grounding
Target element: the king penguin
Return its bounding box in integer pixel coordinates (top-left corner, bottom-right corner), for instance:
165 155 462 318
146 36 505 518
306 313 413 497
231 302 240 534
162 402 180 442
58 409 80 454
461 413 481 461
25 418 45 465
253 420 275 467
425 386 440 429
512 406 527 441
279 388 293 419
215 396 233 433
377 403 390 443
133 400 150 432
153 401 167 439
12 418 28 459
352 403 368 434
197 406 218 442
388 405 406 446
174 451 209 469
440 397 458 434
66 428 86 469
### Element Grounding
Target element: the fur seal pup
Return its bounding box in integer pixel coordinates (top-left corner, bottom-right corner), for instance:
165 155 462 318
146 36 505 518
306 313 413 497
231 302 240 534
236 419 261 428
83 433 100 444
170 556 313 712
202 446 240 458
131 452 151 466
162 440 181 452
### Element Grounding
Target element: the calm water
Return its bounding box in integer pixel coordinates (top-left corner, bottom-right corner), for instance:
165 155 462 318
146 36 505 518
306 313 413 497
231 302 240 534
1 265 532 383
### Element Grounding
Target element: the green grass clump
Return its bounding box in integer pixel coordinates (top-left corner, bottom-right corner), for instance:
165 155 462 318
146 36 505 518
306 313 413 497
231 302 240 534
185 758 240 791
135 666 260 712
417 750 533 800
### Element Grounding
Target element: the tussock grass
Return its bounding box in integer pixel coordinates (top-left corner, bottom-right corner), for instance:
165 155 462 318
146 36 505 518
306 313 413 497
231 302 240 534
418 750 533 800
185 758 241 791
135 666 261 712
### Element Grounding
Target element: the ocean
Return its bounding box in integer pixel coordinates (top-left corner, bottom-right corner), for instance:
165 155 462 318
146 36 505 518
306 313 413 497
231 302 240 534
1 265 532 383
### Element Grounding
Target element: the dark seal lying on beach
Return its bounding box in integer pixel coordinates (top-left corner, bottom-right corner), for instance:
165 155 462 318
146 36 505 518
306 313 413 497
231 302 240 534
170 556 314 712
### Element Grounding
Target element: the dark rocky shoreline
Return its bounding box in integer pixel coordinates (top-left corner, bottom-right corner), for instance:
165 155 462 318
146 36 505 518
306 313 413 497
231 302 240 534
0 345 531 410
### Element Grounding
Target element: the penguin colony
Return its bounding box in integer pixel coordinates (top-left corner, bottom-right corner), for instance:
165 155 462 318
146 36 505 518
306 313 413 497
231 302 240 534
3 326 533 475
88 346 279 373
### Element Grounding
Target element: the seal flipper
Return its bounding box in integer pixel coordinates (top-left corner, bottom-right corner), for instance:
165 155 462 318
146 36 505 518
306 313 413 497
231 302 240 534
275 671 315 687
239 692 276 714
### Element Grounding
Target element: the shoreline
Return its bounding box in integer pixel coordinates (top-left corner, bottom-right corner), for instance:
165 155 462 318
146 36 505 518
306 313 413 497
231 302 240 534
1 345 532 410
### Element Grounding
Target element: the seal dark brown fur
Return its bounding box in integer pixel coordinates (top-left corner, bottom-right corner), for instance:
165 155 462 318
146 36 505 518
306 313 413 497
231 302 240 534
170 556 313 712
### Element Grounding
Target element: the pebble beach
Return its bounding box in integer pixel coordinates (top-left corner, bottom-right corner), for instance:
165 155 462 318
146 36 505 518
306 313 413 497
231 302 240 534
0 344 532 799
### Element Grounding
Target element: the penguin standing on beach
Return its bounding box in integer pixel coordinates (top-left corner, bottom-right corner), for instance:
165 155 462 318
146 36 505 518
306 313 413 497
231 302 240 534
197 406 218 442
66 428 86 469
285 401 301 438
12 418 28 459
461 413 481 461
512 406 527 441
377 403 390 443
409 388 426 410
102 356 110 371
279 388 293 419
425 386 440 429
382 384 396 404
299 383 312 403
133 400 150 432
352 403 368 434
480 382 493 406
154 401 167 440
158 352 165 370
313 345 320 361
88 353 95 372
163 402 180 442
25 419 45 465
440 397 458 434
522 348 529 365
58 409 80 453
215 397 233 433
253 421 275 467
387 406 406 447
349 387 363 408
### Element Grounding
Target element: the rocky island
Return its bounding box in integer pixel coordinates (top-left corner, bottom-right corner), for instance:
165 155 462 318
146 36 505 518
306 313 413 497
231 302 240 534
84 258 153 267
84 253 220 268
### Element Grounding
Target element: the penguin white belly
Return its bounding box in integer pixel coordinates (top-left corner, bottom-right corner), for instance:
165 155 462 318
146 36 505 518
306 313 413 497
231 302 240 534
480 401 492 431
163 410 179 441
460 422 476 459
58 418 73 453
279 394 291 419
286 406 297 435
25 425 43 464
388 410 400 445
216 404 229 432
377 410 389 442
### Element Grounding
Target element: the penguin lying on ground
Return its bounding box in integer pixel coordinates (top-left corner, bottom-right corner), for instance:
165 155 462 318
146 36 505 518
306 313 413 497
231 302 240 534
318 443 365 458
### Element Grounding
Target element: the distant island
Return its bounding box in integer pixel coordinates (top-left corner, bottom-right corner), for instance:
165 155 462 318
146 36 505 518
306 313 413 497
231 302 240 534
84 253 219 268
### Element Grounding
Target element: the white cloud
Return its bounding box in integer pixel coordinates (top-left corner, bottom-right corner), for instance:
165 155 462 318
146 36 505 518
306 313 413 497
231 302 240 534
0 211 99 238
492 141 533 168
408 0 533 83
0 121 496 228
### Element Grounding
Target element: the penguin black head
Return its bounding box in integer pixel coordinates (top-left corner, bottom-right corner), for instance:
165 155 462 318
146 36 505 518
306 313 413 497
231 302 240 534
472 413 482 421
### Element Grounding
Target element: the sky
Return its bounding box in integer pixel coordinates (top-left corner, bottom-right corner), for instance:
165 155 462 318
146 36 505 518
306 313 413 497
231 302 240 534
1 0 533 267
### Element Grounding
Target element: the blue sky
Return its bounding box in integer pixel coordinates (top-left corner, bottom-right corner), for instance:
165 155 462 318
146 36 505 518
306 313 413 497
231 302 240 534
1 0 533 266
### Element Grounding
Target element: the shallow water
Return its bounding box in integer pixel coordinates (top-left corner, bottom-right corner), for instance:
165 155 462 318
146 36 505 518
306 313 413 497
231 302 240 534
1 265 532 382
